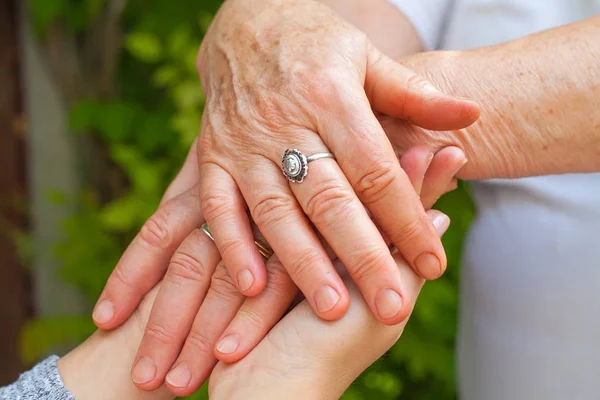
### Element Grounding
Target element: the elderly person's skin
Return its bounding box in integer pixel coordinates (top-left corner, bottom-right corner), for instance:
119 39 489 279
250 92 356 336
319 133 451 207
92 0 600 396
92 0 481 335
386 16 600 178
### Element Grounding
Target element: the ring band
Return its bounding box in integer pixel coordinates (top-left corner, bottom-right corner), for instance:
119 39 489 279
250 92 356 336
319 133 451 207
201 223 274 260
200 222 214 241
282 148 335 183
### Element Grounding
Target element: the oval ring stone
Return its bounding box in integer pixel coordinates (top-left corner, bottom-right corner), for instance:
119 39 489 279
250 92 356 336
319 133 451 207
282 149 308 183
284 154 301 176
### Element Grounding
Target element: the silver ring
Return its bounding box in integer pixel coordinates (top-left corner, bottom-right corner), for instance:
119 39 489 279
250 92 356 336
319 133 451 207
201 222 214 241
282 149 335 183
201 222 274 259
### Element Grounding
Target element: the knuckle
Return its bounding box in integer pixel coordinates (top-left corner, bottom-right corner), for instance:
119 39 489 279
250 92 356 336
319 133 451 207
138 211 171 249
390 212 429 244
304 179 355 224
185 329 214 356
251 194 295 229
406 72 431 93
287 248 328 281
210 268 240 300
145 322 179 346
291 66 343 109
201 192 233 223
236 307 266 330
349 247 391 283
167 251 207 284
355 164 397 205
218 237 247 260
111 265 135 290
264 261 293 296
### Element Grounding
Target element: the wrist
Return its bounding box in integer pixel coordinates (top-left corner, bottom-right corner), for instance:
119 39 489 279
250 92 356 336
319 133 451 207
395 44 588 180
57 291 168 400
392 50 524 180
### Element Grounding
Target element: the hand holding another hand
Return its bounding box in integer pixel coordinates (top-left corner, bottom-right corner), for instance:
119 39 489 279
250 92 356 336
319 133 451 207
193 0 478 325
92 137 463 396
92 0 478 395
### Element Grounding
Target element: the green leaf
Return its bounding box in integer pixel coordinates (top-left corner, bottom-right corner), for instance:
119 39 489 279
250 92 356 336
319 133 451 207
69 100 101 133
198 12 213 33
173 80 203 109
95 102 139 142
110 145 166 196
167 27 193 58
125 31 163 62
153 66 180 87
170 112 201 144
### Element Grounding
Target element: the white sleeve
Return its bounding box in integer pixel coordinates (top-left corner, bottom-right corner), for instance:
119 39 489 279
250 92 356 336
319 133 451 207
386 0 455 50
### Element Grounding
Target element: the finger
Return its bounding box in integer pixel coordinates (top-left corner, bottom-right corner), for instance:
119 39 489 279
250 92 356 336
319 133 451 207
93 185 204 330
161 138 200 205
250 210 450 387
131 229 221 391
239 161 350 321
365 46 481 131
317 89 448 283
421 147 467 209
199 162 266 296
273 139 410 325
165 261 245 397
398 146 434 194
214 254 297 363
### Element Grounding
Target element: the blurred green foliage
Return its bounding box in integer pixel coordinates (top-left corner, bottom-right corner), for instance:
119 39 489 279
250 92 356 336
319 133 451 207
22 1 473 399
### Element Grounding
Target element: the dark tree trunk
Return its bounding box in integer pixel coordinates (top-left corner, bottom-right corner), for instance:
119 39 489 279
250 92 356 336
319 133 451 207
0 0 32 385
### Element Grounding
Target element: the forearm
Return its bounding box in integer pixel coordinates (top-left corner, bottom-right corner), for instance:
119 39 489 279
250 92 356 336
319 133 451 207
396 15 600 179
317 0 423 58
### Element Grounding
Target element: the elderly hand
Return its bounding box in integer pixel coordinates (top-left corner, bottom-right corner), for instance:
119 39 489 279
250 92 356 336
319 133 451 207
196 0 477 325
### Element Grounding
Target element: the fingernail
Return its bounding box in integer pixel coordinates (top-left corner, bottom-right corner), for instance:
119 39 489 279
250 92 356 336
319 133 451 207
375 289 403 320
132 357 156 384
216 334 240 354
166 362 191 388
432 213 451 236
414 252 442 278
92 299 114 324
237 269 255 292
314 285 340 313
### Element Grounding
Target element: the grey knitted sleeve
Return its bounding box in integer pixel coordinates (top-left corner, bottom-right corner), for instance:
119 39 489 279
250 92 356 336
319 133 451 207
0 356 75 400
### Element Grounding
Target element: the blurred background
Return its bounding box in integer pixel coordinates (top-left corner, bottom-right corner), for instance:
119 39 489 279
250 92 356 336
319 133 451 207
0 0 474 398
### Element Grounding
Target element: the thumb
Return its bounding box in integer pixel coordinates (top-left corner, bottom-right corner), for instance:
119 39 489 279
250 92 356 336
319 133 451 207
365 46 480 131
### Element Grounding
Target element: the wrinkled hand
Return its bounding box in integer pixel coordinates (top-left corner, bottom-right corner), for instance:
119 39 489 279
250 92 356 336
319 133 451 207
194 0 478 327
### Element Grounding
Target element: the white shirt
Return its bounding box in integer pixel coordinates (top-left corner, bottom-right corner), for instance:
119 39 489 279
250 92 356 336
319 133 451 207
389 1 600 399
